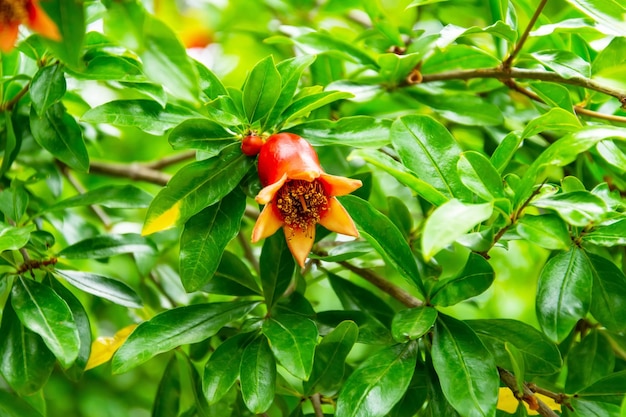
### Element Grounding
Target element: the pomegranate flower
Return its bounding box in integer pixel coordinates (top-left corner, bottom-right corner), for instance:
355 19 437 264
251 133 362 267
0 0 61 52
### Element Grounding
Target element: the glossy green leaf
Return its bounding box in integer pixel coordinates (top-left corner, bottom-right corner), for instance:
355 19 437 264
0 389 43 417
30 103 89 172
490 132 522 174
112 301 258 373
576 370 626 403
458 151 505 200
30 65 66 115
260 230 296 308
47 185 153 211
529 82 576 113
195 60 228 100
468 319 562 376
39 0 85 68
168 118 236 152
422 45 500 73
204 250 262 296
391 306 437 342
505 342 525 394
532 191 608 227
597 140 626 172
566 329 614 392
377 52 422 85
328 272 394 327
531 50 591 79
82 100 200 135
180 189 245 292
203 333 251 404
430 253 495 307
0 299 56 395
240 336 276 414
336 342 417 417
586 252 626 332
0 183 29 223
309 241 373 263
73 55 145 82
536 247 592 342
55 269 143 308
0 223 35 252
438 21 517 45
422 199 493 261
316 310 392 345
304 320 358 396
340 195 424 295
153 356 181 417
409 92 504 126
288 32 377 67
391 115 471 200
521 108 582 139
387 196 413 237
243 56 281 123
583 218 626 246
290 117 390 148
565 0 626 36
432 315 498 417
516 214 571 251
11 277 80 368
351 149 448 206
262 314 318 380
281 90 353 126
143 144 252 234
0 112 18 176
58 233 156 259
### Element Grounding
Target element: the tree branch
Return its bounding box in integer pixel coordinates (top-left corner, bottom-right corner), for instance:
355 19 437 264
143 150 196 169
498 368 560 417
59 163 112 228
310 393 324 417
503 0 549 68
0 82 30 111
89 161 172 186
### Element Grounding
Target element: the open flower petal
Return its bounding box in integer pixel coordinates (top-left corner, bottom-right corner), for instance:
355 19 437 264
0 24 20 52
256 174 288 204
284 224 316 267
319 197 359 238
251 204 283 242
26 0 61 41
320 174 363 197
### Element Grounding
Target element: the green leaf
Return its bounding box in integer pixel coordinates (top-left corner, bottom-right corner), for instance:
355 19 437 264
82 100 201 135
536 247 593 342
30 103 89 172
529 82 576 113
597 140 626 172
565 0 626 36
168 118 237 152
1 112 18 176
430 253 495 307
391 115 471 200
143 144 252 234
72 55 145 82
328 272 394 326
11 277 80 368
39 0 85 68
422 45 501 73
204 250 262 296
583 218 626 246
377 52 422 85
262 314 318 380
112 301 258 373
432 315 498 417
531 50 591 79
0 389 44 417
194 60 228 100
0 223 35 252
516 214 571 251
47 185 153 211
490 132 522 174
260 230 296 308
335 342 417 417
468 319 562 376
55 269 143 308
422 199 493 261
316 311 391 345
566 329 614 392
587 252 626 332
289 32 377 67
280 90 353 126
391 306 438 342
304 320 358 396
0 299 56 395
180 189 245 292
58 233 156 259
243 56 281 124
521 108 582 139
240 336 276 414
457 151 505 200
203 333 251 404
30 65 66 115
153 356 181 417
532 191 608 227
340 195 424 295
408 92 504 126
290 117 391 148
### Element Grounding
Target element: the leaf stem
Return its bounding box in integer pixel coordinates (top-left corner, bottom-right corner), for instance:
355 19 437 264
0 82 30 111
58 162 112 228
498 367 560 417
503 0 549 68
310 393 324 417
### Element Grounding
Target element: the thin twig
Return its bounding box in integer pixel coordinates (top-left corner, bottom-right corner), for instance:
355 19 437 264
59 163 112 228
503 0 549 68
498 368 560 417
337 261 423 308
143 150 196 169
311 393 324 417
0 83 30 111
528 383 569 406
89 161 171 186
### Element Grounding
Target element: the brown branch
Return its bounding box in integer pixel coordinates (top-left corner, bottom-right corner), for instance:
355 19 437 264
337 261 422 308
0 83 30 111
498 368 560 417
310 393 324 417
89 160 171 186
527 383 570 408
59 163 112 228
143 150 196 169
503 0 549 68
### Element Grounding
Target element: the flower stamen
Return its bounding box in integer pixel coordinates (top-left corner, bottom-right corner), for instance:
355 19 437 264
0 0 28 23
276 179 328 234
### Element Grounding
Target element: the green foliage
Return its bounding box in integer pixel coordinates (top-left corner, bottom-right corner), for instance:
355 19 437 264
2 0 626 416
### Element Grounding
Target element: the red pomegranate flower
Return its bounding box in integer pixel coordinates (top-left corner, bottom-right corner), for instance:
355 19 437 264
251 133 362 267
0 0 61 52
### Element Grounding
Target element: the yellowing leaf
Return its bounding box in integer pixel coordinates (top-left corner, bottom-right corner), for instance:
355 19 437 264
497 387 561 415
86 324 137 370
142 201 181 236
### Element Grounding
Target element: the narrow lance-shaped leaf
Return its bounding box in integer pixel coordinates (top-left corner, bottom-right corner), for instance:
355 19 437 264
240 336 276 414
260 230 296 309
290 116 392 148
168 118 237 152
430 253 495 307
203 333 251 404
153 355 181 417
586 252 626 332
46 185 153 211
243 56 281 123
391 306 438 343
58 233 156 259
55 269 143 309
30 64 66 115
457 151 505 200
565 329 614 393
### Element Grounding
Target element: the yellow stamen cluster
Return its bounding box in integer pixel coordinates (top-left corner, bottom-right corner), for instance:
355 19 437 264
276 179 328 235
0 0 28 23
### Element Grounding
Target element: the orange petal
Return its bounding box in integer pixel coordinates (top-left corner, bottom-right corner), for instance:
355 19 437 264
256 174 287 204
26 0 61 41
251 203 283 242
284 224 315 267
319 198 359 237
288 169 320 182
320 174 362 197
0 24 20 52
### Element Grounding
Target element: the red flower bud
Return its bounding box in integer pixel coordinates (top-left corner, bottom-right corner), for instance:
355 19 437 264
241 134 264 156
